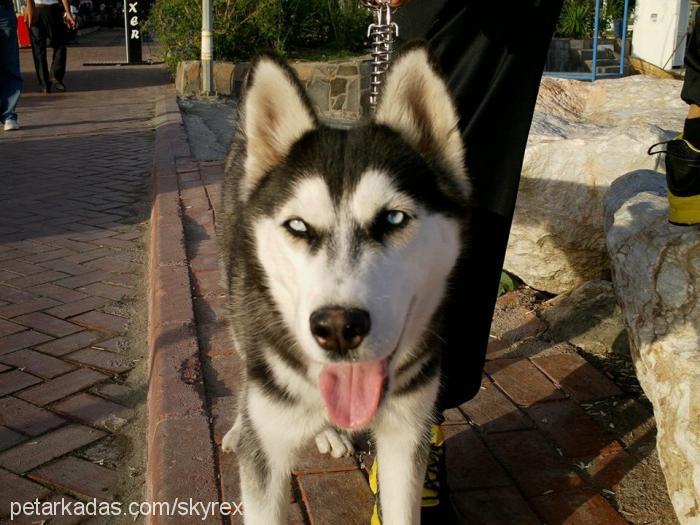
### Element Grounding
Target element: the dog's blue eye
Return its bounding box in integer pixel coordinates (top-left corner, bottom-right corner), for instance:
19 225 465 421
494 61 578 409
386 211 406 226
285 218 308 235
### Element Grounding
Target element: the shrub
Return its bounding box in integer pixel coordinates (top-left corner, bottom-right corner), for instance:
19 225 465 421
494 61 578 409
145 0 370 74
555 0 596 39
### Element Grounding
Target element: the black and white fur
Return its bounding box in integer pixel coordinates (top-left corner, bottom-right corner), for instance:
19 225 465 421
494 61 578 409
220 43 470 525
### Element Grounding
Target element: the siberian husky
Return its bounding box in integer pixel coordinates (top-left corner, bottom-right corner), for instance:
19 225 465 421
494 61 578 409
220 43 470 525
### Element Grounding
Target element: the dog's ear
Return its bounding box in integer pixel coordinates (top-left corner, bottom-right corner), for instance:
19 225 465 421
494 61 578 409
375 44 466 184
241 54 318 198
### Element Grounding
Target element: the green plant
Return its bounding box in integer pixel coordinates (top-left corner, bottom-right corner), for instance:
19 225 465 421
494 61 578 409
556 0 595 39
498 271 519 297
605 0 634 22
145 0 370 74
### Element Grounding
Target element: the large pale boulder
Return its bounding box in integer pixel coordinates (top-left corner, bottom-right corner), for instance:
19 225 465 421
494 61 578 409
505 75 686 293
604 170 700 525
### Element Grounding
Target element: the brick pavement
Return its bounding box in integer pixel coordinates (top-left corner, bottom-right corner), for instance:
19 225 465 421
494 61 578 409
0 29 167 522
154 97 663 524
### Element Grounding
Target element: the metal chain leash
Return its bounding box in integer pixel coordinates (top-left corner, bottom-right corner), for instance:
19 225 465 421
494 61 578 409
361 0 398 111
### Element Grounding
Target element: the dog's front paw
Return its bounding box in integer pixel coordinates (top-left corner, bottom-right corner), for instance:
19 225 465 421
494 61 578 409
314 428 354 458
222 417 241 453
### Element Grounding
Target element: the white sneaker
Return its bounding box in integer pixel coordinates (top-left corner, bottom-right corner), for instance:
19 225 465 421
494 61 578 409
3 119 19 131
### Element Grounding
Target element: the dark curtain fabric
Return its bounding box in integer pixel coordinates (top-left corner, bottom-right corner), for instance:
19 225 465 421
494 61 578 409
394 0 564 409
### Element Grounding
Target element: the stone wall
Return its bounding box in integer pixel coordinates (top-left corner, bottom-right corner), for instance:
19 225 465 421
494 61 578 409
176 58 369 121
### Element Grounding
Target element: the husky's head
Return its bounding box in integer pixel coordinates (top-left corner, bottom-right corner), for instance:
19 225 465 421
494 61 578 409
238 44 470 429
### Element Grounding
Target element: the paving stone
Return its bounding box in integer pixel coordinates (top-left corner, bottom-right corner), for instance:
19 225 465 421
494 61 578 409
79 434 126 469
20 248 75 264
0 270 20 282
69 311 128 334
0 425 25 451
0 424 105 473
0 298 61 318
33 330 102 356
288 503 306 525
0 260 44 276
451 487 542 525
0 285 33 303
459 377 535 433
11 313 82 338
39 259 95 276
77 282 130 301
0 330 54 356
532 352 623 402
297 470 373 525
0 369 42 396
92 336 128 353
44 296 110 320
443 407 468 424
292 442 358 475
486 430 585 498
29 456 117 502
484 358 567 407
85 255 137 273
0 468 51 518
0 319 25 338
585 448 638 490
16 368 108 405
106 273 137 288
526 400 622 459
0 396 66 435
529 488 628 525
3 270 68 289
26 283 89 303
218 446 241 507
52 271 112 290
91 382 133 404
65 348 135 373
148 417 221 511
0 348 76 379
443 425 511 491
52 392 133 430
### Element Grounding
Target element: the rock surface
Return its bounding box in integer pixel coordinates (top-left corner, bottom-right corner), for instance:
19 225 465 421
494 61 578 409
505 75 686 293
540 280 630 357
604 170 700 525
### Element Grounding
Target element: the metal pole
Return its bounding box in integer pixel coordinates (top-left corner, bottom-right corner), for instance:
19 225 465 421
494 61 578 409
619 0 629 76
592 0 601 81
201 0 213 95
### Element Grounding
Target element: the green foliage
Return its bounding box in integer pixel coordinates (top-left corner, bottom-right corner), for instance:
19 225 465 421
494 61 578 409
555 0 595 39
145 0 371 74
498 271 519 297
555 0 634 39
604 0 634 21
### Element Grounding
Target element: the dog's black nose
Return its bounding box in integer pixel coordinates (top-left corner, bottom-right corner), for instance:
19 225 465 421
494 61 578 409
310 307 371 354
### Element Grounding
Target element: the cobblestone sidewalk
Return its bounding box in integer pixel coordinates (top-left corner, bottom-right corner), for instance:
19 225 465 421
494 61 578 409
0 29 168 523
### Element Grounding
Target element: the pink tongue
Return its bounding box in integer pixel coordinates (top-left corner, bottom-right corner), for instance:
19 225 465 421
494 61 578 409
319 360 386 429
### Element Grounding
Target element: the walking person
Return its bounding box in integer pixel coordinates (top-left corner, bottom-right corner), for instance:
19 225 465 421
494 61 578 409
1 0 34 130
30 0 74 93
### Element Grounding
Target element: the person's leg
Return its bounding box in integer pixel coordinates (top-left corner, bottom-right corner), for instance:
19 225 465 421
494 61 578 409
663 7 700 225
30 7 51 91
396 0 564 410
0 4 23 124
47 4 67 86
